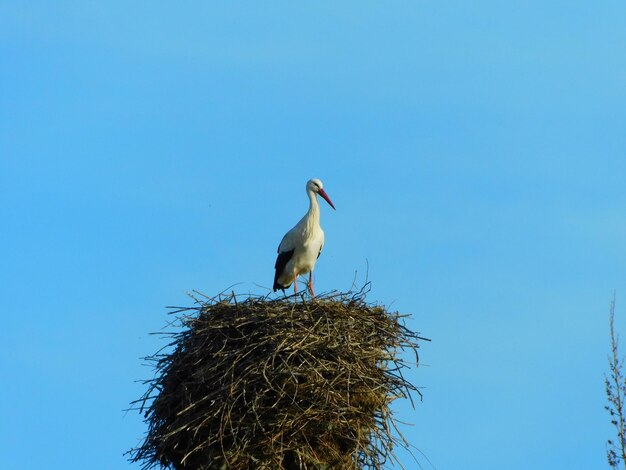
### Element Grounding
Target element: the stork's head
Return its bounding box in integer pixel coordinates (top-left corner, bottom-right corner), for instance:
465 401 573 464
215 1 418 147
307 178 336 210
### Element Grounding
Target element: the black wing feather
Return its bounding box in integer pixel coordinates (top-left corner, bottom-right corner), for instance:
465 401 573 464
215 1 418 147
273 249 295 292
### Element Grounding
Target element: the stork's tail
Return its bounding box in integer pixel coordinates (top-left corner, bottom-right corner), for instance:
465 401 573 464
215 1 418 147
273 276 291 292
273 249 294 293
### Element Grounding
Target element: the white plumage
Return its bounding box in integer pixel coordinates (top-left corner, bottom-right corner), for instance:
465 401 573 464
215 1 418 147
273 178 335 297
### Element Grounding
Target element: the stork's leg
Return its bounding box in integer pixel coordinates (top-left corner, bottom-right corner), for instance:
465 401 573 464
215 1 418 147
293 271 298 294
308 272 315 298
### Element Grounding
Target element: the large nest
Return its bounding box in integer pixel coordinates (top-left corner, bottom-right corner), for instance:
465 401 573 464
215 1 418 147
129 287 425 469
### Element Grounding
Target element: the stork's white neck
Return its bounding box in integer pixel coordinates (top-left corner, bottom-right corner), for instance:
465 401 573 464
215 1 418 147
305 188 321 228
307 188 320 214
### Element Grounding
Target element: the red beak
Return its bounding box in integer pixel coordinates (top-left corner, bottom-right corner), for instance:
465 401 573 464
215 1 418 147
318 188 336 210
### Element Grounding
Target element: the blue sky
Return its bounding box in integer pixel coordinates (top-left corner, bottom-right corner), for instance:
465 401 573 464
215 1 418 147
1 2 625 468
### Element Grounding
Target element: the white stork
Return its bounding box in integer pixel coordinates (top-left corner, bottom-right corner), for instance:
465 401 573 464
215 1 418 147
273 178 335 297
